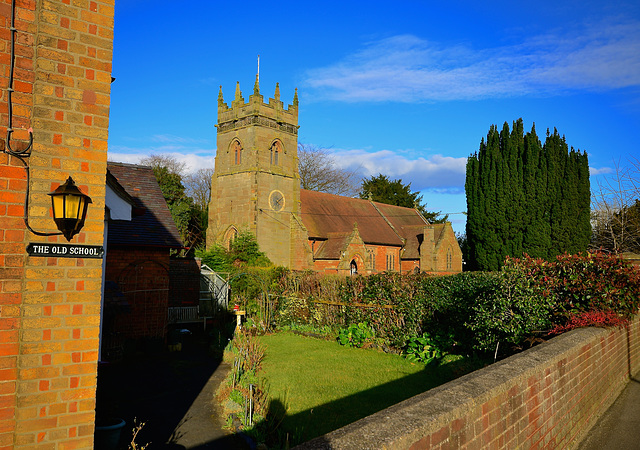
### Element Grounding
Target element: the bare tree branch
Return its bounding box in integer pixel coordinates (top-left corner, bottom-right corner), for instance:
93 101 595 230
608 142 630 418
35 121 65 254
140 154 187 176
298 144 360 197
184 167 214 212
591 156 640 253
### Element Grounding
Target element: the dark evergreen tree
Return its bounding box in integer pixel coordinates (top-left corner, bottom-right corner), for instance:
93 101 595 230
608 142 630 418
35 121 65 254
465 119 590 270
148 164 206 252
359 174 447 223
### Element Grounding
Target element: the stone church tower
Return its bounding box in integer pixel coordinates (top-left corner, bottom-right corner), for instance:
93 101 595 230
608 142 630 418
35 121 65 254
208 78 311 268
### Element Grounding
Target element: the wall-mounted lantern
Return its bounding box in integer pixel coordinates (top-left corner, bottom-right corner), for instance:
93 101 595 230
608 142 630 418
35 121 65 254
48 176 92 241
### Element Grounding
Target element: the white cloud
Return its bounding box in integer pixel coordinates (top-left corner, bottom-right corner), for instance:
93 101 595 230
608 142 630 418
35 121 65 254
108 149 214 174
589 166 614 176
107 133 215 174
109 145 466 193
333 149 466 192
303 19 640 102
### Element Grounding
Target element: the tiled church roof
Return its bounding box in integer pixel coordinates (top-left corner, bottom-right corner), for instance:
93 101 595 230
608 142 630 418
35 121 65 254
106 162 183 248
300 189 429 258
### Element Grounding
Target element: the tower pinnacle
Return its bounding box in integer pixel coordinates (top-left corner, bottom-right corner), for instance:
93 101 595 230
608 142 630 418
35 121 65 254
254 74 260 96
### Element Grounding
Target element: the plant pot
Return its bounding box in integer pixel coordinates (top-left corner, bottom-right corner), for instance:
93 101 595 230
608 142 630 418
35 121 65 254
94 417 126 450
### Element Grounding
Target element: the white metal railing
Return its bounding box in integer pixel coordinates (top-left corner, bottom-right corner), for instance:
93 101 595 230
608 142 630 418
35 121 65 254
168 306 199 323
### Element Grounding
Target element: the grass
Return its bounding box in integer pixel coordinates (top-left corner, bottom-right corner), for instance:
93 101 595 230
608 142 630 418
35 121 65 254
256 331 486 444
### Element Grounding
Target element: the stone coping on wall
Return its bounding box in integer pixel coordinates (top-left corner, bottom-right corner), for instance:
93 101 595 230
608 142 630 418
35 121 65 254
297 318 639 449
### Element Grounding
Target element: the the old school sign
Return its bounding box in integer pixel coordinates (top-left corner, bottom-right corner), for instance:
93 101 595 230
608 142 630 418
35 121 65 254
27 243 104 259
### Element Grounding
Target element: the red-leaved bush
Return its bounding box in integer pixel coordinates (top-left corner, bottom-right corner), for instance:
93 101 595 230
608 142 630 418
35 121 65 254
549 310 629 335
506 251 640 333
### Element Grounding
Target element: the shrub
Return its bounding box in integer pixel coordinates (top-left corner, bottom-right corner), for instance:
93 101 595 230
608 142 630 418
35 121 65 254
549 310 629 335
404 332 443 364
229 232 272 267
197 244 232 272
196 231 273 276
218 330 271 437
274 295 314 326
467 269 556 352
506 251 640 320
337 322 374 348
267 251 640 358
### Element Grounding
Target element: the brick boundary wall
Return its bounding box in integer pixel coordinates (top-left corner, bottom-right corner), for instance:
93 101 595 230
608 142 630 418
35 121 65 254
299 316 640 449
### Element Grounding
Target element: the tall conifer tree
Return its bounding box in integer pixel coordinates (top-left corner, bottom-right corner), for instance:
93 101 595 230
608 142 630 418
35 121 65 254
465 119 591 270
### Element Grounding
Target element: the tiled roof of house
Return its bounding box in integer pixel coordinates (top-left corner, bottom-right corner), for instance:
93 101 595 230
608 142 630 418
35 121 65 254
313 232 351 260
300 189 428 258
106 162 183 248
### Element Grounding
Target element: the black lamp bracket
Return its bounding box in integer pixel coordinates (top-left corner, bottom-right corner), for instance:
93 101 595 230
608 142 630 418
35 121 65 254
2 0 62 238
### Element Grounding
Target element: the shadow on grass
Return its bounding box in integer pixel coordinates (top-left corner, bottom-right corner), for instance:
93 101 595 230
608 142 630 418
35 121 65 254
272 356 486 446
206 353 487 448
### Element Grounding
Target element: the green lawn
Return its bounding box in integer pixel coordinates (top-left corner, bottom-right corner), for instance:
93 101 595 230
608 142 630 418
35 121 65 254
257 332 484 444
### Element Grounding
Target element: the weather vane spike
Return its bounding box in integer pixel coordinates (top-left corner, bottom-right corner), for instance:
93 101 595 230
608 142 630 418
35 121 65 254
257 54 260 82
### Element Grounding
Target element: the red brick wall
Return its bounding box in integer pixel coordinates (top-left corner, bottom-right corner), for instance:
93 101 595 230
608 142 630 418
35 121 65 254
169 258 200 307
401 259 420 273
372 245 400 272
104 246 169 343
0 0 114 447
301 316 640 449
0 153 24 449
312 244 404 275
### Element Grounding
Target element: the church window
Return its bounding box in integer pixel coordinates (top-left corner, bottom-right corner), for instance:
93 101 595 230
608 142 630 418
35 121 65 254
447 247 452 270
386 253 395 271
232 140 242 165
224 227 239 250
270 141 282 165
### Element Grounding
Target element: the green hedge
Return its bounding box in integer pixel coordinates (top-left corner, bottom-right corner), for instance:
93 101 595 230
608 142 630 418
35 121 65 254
269 252 640 357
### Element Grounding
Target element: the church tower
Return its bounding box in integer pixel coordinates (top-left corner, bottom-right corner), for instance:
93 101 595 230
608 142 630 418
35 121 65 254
208 77 305 267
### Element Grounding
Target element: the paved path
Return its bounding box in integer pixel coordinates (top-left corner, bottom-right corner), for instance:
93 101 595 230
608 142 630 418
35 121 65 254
578 376 640 450
170 362 250 449
96 339 250 449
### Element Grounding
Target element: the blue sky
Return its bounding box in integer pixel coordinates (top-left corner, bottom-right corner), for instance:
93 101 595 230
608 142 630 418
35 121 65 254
107 0 640 234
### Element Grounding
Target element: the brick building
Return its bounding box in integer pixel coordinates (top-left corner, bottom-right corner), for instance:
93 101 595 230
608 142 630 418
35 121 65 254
0 0 115 448
207 79 463 275
102 162 182 359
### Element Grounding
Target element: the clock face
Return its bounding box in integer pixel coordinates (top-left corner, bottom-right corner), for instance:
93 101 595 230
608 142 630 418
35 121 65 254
269 190 285 211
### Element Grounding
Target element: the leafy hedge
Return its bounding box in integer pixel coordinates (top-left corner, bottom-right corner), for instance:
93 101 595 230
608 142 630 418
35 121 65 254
269 252 640 357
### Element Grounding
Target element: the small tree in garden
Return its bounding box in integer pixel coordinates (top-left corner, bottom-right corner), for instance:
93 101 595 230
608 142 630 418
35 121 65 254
197 232 278 325
198 231 272 272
